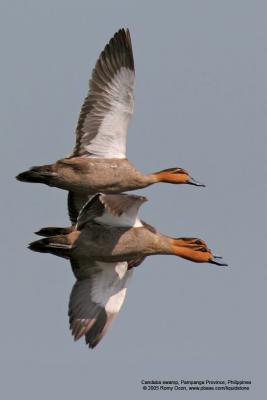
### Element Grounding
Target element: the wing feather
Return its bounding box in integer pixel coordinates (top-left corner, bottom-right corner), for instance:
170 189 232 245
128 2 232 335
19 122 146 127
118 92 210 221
72 28 135 159
68 260 133 348
68 191 92 225
76 193 147 229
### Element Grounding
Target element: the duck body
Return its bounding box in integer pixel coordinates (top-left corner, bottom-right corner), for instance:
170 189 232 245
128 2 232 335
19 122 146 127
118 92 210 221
71 223 169 269
18 157 154 194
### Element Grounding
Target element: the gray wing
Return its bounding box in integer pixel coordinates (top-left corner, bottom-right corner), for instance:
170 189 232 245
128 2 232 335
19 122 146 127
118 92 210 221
68 260 133 348
72 28 135 159
68 191 92 225
76 193 147 229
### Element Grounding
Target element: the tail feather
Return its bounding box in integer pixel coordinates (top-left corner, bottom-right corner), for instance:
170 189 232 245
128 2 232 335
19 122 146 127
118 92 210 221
28 235 72 259
16 164 55 185
35 226 74 237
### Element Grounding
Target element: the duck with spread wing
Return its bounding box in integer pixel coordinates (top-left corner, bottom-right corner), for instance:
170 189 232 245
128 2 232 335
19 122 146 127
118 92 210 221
29 193 227 348
16 29 204 212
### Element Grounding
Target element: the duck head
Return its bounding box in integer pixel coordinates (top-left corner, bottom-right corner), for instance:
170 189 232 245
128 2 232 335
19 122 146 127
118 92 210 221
154 167 205 186
171 237 228 266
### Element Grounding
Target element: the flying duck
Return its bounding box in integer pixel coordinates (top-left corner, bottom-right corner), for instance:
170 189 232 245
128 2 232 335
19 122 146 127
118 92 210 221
29 193 226 266
16 28 204 218
29 193 227 348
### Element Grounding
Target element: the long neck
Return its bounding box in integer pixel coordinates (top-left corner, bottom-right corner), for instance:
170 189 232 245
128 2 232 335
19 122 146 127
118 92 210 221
134 171 175 188
145 234 212 264
139 168 188 187
130 172 158 188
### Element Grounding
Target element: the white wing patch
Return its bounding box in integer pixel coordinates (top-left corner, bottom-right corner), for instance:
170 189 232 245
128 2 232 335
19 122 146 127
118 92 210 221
96 193 144 227
91 261 132 314
95 209 143 227
83 68 134 158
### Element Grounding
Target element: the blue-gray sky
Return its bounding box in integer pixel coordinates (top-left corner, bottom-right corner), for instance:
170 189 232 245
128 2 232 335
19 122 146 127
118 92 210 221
1 0 266 398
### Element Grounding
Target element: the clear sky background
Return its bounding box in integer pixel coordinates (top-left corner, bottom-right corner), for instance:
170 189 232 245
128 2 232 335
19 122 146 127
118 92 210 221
1 0 266 398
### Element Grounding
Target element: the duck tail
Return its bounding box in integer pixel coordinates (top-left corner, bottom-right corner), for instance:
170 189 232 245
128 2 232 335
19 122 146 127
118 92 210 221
16 164 55 185
28 235 72 259
35 226 74 237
